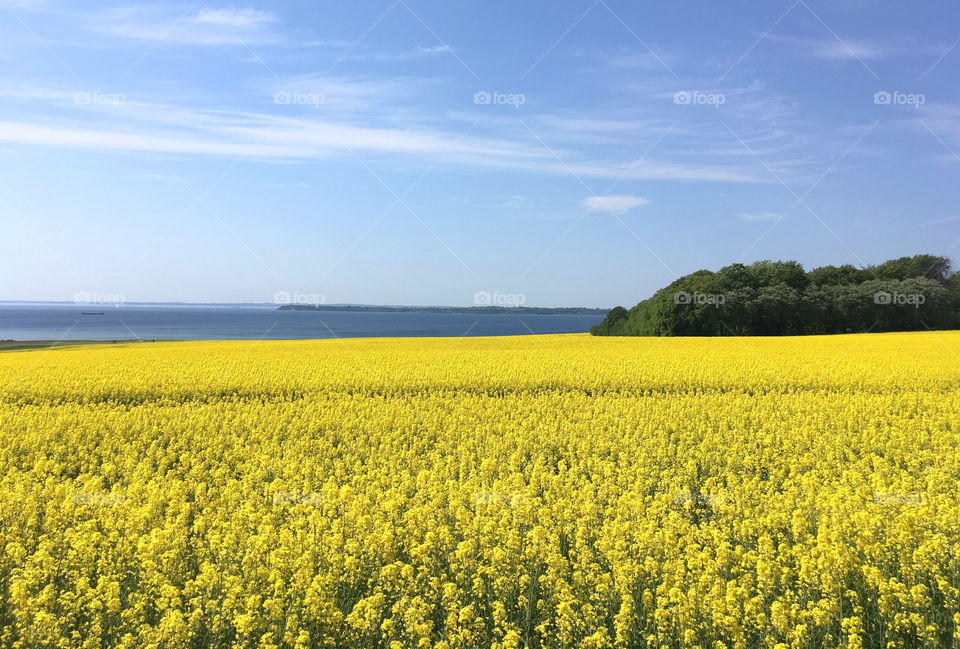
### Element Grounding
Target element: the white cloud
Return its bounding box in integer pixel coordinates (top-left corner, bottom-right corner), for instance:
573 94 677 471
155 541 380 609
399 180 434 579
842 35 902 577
581 195 650 214
811 41 883 61
361 45 456 61
193 8 275 30
0 110 767 183
315 44 457 63
0 86 777 184
89 6 281 46
912 103 960 164
765 34 883 60
302 39 355 48
500 195 535 209
266 75 423 111
921 215 960 225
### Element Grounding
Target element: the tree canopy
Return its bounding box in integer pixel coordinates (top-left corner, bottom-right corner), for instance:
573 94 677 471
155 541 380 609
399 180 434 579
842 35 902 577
592 255 960 336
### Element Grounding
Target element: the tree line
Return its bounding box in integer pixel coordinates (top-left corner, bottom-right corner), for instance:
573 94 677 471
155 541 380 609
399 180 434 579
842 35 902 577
592 254 960 336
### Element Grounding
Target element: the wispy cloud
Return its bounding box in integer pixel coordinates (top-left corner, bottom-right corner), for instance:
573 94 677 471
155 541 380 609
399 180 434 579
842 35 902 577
500 195 535 209
765 33 884 60
89 6 281 46
594 60 815 175
351 45 457 62
3 0 47 7
0 100 768 183
921 215 960 226
193 7 275 30
0 71 796 185
581 195 650 214
914 103 960 163
266 75 426 111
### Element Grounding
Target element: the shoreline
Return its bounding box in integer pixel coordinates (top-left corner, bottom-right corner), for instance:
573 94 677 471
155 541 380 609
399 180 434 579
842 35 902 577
0 339 171 351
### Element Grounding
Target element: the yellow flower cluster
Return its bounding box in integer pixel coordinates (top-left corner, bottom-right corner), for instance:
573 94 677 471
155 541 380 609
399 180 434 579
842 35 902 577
1 331 958 649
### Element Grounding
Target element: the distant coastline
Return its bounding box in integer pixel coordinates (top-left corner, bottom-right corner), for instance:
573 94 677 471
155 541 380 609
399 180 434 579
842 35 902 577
277 305 609 315
0 303 605 341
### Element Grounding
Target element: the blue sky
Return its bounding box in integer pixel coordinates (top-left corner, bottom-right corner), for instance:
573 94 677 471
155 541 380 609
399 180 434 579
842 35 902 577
1 0 958 307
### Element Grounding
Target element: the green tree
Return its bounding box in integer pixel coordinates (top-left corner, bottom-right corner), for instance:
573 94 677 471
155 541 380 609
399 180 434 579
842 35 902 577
807 264 865 286
747 260 808 291
593 254 958 337
869 254 951 282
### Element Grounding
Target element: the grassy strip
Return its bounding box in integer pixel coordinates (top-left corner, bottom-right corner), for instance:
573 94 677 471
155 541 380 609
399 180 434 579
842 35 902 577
0 340 169 352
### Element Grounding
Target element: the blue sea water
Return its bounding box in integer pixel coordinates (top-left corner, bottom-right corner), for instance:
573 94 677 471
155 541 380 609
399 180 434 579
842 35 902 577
0 303 603 341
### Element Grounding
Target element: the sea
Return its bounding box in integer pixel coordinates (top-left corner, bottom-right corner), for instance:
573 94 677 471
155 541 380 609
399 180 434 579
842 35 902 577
0 303 604 341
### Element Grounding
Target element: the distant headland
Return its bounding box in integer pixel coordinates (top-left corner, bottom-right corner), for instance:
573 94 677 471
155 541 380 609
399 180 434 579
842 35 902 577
277 305 609 315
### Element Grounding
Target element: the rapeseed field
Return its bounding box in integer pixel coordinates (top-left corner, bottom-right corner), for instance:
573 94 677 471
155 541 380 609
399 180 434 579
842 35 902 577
1 332 958 649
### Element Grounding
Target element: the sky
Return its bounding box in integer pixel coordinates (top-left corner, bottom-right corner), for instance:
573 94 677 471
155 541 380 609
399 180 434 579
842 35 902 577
1 0 958 308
